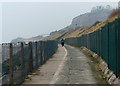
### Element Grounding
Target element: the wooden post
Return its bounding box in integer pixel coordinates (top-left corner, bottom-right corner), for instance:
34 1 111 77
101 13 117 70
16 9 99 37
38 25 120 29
28 42 33 74
44 42 46 62
43 41 45 63
45 41 48 60
40 41 43 65
9 43 13 84
35 42 38 69
21 42 24 82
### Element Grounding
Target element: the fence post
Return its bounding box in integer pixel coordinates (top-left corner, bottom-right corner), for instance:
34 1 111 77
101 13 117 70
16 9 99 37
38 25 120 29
28 42 33 74
116 19 119 76
87 34 89 49
44 41 46 61
43 41 45 63
35 42 38 69
9 43 13 84
108 23 110 68
21 42 24 82
100 29 102 56
117 18 120 75
40 41 43 65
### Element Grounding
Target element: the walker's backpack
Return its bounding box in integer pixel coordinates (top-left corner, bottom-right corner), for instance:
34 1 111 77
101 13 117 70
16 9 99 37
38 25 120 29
61 40 64 43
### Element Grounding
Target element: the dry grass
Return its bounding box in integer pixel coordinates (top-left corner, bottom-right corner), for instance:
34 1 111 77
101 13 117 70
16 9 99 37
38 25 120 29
108 9 119 19
64 15 119 38
43 30 67 40
44 13 119 40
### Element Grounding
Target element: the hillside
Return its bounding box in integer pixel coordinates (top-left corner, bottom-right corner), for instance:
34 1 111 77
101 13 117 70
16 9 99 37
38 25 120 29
43 5 114 40
43 30 67 41
62 5 112 30
64 15 119 39
11 35 43 43
11 5 116 42
45 9 119 40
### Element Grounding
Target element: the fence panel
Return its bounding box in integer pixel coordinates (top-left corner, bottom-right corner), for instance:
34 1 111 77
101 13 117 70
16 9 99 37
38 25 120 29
12 43 22 84
2 43 10 84
65 18 120 76
101 25 109 64
37 41 42 66
2 40 58 85
117 18 120 76
32 42 36 70
23 43 29 79
108 21 117 74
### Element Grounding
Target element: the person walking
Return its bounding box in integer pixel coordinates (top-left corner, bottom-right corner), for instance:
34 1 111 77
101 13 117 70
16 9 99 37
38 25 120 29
61 38 64 47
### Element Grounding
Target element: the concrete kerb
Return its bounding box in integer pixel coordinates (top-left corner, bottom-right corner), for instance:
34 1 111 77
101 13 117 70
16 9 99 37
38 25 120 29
81 46 119 85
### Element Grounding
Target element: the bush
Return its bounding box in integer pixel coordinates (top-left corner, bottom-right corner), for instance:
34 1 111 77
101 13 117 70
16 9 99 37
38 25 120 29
108 9 119 19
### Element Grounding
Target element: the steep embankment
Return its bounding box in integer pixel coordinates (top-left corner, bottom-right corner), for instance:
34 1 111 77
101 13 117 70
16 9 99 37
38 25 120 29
43 30 67 41
46 15 118 40
63 15 119 39
62 5 112 31
44 5 114 40
43 5 119 41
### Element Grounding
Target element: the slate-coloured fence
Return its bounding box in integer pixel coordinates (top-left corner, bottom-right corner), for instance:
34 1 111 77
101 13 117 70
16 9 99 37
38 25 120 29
65 18 120 76
1 40 58 85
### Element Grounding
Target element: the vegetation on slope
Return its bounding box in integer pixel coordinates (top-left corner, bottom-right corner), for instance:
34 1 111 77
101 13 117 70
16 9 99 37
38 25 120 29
63 9 120 39
44 7 120 41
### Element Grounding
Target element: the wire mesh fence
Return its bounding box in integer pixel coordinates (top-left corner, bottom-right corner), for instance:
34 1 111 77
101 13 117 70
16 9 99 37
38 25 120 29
65 18 120 76
1 40 58 85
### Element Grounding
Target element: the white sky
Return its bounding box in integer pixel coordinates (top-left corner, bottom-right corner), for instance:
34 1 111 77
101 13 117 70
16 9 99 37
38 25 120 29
0 1 119 43
0 3 2 44
1 0 120 2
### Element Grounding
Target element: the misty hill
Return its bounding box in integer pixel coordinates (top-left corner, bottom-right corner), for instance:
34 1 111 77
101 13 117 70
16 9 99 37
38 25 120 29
63 5 112 30
12 5 113 42
11 35 43 43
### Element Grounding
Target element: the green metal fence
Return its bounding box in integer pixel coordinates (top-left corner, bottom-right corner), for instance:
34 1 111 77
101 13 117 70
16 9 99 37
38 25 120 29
2 40 58 85
65 18 120 76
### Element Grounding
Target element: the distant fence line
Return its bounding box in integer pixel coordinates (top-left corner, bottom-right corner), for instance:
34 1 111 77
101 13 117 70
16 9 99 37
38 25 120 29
2 40 58 85
65 18 120 76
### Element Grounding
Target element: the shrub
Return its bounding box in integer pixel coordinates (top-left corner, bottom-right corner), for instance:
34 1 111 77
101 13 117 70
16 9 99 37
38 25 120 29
108 9 119 19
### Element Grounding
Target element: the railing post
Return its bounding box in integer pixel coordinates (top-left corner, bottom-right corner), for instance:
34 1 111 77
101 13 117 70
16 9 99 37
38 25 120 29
87 34 88 48
108 23 110 68
9 43 13 84
43 41 45 63
21 42 24 82
28 42 33 74
44 41 47 62
35 42 38 69
40 41 43 65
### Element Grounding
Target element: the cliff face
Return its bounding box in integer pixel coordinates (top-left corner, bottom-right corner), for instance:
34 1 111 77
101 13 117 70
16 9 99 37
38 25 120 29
72 10 111 26
63 5 112 30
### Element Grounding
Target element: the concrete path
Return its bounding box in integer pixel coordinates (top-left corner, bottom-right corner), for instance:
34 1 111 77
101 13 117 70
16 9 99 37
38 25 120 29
55 45 106 84
23 44 67 84
22 44 106 84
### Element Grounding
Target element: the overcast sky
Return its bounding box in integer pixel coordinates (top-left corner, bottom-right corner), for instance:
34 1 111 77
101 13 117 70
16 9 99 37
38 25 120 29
1 1 118 43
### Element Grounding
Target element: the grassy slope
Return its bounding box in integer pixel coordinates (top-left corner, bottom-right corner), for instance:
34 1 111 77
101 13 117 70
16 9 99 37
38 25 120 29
43 30 67 40
64 15 119 39
43 15 119 41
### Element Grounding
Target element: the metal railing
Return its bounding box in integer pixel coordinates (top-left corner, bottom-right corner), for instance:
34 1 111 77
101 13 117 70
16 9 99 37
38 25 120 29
1 40 58 85
65 18 120 76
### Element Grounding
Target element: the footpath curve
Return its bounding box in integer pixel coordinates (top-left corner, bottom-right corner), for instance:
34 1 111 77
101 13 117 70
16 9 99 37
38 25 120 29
22 44 106 84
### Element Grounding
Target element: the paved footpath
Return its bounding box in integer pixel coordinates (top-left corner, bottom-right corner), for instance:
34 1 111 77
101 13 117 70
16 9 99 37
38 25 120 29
22 44 106 84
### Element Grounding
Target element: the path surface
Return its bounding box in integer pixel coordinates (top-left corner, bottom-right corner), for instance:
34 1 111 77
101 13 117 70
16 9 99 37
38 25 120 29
55 45 105 84
23 44 67 84
22 44 106 84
